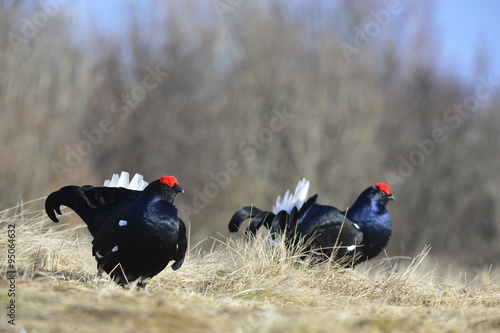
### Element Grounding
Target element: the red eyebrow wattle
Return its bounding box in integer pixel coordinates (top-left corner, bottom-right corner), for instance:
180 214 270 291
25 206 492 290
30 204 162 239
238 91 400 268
160 176 179 187
376 183 391 195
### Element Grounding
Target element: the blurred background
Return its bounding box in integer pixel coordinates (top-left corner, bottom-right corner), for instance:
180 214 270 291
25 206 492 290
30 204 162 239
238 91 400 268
1 0 499 272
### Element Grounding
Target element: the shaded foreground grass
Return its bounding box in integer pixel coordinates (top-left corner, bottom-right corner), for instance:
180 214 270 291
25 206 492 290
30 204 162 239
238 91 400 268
1 200 499 332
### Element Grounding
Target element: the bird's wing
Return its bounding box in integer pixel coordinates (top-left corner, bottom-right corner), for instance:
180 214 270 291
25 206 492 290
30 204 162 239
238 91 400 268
171 217 187 270
92 216 129 277
309 210 364 264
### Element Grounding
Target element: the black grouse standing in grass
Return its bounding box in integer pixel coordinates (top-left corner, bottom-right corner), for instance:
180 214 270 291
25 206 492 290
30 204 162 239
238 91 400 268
229 179 395 266
45 172 187 288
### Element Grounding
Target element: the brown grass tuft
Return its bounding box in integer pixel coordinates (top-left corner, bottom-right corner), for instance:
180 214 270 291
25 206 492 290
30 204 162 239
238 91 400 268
1 200 500 332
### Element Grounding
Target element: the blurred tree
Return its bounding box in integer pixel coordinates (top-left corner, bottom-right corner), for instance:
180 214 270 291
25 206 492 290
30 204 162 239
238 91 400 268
1 0 499 270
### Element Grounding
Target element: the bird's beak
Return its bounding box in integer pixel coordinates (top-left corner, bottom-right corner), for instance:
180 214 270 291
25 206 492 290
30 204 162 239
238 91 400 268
174 184 184 193
387 194 395 201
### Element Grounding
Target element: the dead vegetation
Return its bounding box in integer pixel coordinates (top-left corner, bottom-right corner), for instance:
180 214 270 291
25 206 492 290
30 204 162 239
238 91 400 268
1 200 499 332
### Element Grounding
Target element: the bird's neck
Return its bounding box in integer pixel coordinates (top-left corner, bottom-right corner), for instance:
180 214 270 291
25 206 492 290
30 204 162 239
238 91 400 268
347 198 391 230
129 190 178 219
141 188 177 204
345 196 392 259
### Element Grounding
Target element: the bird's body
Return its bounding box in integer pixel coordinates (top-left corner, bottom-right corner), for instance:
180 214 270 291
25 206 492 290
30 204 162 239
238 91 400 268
45 172 186 288
229 179 394 266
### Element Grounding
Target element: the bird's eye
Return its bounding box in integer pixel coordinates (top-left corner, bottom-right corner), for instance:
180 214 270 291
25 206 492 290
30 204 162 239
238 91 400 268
381 191 387 196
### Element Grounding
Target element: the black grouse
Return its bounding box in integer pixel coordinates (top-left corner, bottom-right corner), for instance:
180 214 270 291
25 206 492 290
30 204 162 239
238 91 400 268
228 179 395 266
45 172 187 288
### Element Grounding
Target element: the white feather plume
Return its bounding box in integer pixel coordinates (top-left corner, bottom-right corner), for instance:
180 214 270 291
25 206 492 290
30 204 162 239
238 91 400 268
272 178 310 214
103 171 148 190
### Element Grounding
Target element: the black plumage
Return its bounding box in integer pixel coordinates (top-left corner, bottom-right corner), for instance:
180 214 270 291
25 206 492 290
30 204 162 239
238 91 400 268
228 179 394 266
45 172 186 288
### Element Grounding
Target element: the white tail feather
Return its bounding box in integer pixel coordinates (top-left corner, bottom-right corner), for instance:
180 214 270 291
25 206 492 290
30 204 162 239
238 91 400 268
116 172 129 188
272 178 310 214
103 171 148 190
128 173 147 190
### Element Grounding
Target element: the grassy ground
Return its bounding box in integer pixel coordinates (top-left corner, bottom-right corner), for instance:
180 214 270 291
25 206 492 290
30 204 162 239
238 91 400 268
1 200 499 332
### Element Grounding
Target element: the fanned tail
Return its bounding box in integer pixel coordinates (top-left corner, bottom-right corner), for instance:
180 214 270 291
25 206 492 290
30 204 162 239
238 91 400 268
247 210 275 235
272 178 310 214
228 206 266 232
45 185 94 224
45 172 145 237
103 171 148 190
229 179 314 240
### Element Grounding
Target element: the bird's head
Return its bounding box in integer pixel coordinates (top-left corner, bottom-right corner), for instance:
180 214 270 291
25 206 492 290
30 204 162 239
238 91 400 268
142 175 184 203
370 183 395 206
160 175 184 194
158 175 184 203
347 182 395 230
350 183 395 212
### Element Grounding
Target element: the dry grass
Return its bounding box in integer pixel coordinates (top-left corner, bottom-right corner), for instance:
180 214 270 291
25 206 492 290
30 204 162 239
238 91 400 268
1 200 500 333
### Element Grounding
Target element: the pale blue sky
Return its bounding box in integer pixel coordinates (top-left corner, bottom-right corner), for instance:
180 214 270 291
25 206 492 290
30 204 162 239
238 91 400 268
67 0 499 83
434 0 500 81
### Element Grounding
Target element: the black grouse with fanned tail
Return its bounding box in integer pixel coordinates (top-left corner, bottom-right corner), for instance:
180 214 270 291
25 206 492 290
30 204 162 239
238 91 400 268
228 179 394 266
45 172 187 288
